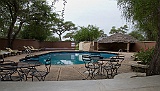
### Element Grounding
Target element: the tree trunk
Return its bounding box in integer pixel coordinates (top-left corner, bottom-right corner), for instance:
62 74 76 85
6 1 18 48
58 34 62 41
7 21 15 48
147 35 160 76
11 22 24 48
147 3 160 76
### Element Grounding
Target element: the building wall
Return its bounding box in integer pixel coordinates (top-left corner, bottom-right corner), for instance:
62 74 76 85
97 41 156 52
13 39 39 50
79 41 91 51
98 43 128 52
0 38 8 50
0 38 76 50
132 41 156 52
0 38 155 52
0 38 39 50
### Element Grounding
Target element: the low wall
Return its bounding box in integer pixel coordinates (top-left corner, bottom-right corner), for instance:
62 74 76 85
0 38 76 50
133 41 156 52
0 38 155 52
40 41 76 50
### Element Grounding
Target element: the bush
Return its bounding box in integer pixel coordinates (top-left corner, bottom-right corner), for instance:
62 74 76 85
134 48 154 65
75 44 79 50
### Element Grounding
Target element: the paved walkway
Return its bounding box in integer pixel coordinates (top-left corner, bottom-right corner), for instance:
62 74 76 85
1 75 160 91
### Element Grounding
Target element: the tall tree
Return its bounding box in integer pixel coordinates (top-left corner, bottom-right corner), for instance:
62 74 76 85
52 19 77 41
129 30 145 41
0 0 30 48
73 25 104 42
109 25 128 34
63 31 75 41
20 2 56 41
45 35 60 42
117 0 160 76
0 0 59 47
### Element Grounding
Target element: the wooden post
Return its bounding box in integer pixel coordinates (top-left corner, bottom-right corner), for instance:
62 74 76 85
97 43 99 51
127 43 130 52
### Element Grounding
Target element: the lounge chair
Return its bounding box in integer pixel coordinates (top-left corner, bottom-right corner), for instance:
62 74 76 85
0 50 11 57
30 46 40 51
26 46 40 52
6 48 22 55
23 46 37 53
23 46 31 54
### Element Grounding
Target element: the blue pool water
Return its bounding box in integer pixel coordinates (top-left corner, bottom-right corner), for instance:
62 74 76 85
20 51 117 65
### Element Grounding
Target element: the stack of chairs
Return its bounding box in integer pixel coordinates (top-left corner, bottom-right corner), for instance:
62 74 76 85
0 57 24 81
82 55 102 80
102 55 125 78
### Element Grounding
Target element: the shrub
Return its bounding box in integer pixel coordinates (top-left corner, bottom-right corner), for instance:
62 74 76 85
134 48 154 65
75 44 79 50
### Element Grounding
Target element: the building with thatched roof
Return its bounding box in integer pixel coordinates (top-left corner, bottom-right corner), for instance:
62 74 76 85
97 33 138 52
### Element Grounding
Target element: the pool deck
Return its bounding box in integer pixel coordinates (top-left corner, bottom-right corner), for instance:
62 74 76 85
2 51 160 91
3 51 133 81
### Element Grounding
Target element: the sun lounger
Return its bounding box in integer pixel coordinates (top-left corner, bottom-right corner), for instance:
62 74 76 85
26 46 39 52
30 46 40 51
6 48 22 55
0 50 11 57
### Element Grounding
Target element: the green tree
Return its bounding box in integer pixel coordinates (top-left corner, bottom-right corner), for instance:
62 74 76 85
45 35 60 42
73 25 104 42
0 0 58 48
52 19 77 41
109 25 128 34
20 1 57 41
117 0 160 76
0 0 30 48
129 30 145 41
21 22 52 41
117 0 158 41
63 31 75 41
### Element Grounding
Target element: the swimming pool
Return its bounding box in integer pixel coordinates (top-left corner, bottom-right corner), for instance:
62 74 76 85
20 51 117 65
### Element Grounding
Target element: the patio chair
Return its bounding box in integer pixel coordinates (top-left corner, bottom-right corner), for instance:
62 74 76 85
18 55 42 81
109 55 125 76
82 55 100 80
30 58 51 81
0 59 24 81
102 61 113 79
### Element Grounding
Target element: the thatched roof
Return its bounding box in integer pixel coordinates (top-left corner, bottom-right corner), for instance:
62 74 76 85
98 33 138 43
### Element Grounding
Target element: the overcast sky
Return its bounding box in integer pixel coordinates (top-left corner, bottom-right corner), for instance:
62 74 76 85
51 0 133 36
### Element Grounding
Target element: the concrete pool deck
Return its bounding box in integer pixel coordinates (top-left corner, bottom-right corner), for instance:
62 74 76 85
2 51 160 91
3 51 134 81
